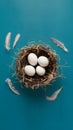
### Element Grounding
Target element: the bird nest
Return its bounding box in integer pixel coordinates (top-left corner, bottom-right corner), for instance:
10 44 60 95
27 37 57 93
16 44 58 89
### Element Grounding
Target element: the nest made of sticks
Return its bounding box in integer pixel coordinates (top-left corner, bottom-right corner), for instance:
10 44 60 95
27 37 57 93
16 44 58 89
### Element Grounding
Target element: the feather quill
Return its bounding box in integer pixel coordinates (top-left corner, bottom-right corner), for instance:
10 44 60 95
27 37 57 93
5 32 11 51
13 33 20 48
46 87 63 101
5 78 20 95
50 37 68 52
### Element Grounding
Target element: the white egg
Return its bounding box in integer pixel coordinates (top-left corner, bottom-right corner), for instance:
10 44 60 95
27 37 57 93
24 65 35 76
36 66 45 76
38 56 49 67
28 53 38 66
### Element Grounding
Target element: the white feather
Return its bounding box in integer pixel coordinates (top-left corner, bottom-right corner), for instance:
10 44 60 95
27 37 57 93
5 78 20 95
5 32 11 51
46 87 63 101
50 37 68 53
13 33 20 48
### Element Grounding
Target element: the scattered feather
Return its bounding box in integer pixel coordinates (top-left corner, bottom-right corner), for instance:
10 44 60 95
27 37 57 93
5 32 11 51
50 37 68 53
46 87 63 101
5 78 20 95
13 33 21 48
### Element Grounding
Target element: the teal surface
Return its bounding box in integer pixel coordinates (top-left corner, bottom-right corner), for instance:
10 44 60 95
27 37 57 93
0 0 73 130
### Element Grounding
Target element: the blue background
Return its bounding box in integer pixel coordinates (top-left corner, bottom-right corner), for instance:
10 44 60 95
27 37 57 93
0 0 73 130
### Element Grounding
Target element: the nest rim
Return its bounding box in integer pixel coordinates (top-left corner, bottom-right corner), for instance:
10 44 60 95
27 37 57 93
16 44 58 89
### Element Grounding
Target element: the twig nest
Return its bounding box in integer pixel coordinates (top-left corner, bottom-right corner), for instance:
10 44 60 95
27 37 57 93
16 44 58 89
